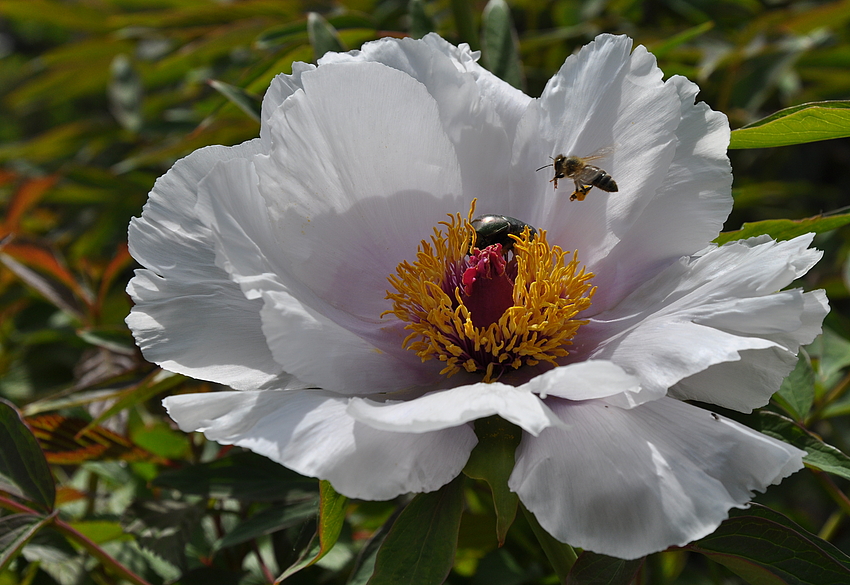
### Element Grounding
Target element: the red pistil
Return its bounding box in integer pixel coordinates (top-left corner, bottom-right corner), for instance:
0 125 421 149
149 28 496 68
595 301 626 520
462 245 515 328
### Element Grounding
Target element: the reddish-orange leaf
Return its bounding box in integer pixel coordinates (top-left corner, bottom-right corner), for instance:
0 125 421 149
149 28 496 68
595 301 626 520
27 415 158 465
97 243 133 307
3 175 59 233
55 486 88 505
2 242 93 307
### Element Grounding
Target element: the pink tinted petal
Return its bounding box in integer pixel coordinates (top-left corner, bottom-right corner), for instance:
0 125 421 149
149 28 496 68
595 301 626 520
260 289 442 394
164 389 476 500
195 155 438 394
509 397 803 559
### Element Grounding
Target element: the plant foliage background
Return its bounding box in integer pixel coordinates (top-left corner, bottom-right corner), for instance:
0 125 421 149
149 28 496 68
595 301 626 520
4 1 850 584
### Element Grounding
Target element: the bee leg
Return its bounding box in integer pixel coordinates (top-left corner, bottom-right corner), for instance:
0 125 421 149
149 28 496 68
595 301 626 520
570 182 592 201
550 176 559 190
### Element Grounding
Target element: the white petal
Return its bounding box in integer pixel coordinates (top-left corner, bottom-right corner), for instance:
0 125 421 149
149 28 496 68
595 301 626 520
260 289 443 394
520 360 642 404
579 74 732 312
673 289 829 411
164 389 476 500
347 383 563 436
254 60 466 325
126 143 289 389
195 155 440 395
575 235 828 408
318 33 531 158
260 61 315 146
509 397 804 559
510 35 731 313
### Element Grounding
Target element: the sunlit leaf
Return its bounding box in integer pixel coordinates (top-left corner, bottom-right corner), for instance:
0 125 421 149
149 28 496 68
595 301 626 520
730 101 850 149
367 476 464 585
689 505 850 583
755 411 850 481
66 520 127 545
0 400 55 511
276 480 348 581
714 213 850 245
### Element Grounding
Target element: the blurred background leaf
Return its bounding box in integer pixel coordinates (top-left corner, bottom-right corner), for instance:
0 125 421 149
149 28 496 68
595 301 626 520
3 0 850 583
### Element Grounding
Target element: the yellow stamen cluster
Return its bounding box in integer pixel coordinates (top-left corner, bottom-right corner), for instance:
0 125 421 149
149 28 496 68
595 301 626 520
384 210 595 382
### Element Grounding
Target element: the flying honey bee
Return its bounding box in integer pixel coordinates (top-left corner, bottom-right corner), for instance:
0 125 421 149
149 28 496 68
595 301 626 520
537 146 618 201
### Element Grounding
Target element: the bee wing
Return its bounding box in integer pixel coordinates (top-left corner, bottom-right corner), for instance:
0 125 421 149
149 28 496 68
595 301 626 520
580 145 615 163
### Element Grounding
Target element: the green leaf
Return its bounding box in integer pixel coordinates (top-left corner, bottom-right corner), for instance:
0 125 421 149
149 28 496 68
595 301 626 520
521 504 577 583
0 400 55 511
481 0 523 89
346 510 399 585
729 101 850 149
451 0 479 50
648 21 714 59
755 411 850 481
566 551 644 585
108 54 142 132
276 480 348 580
217 500 318 550
124 500 204 571
152 451 317 501
809 328 850 387
86 370 185 431
714 213 850 245
367 476 465 585
463 416 521 544
689 504 850 584
773 352 815 421
208 79 262 122
308 12 345 62
408 0 434 39
65 520 126 545
0 513 52 573
318 480 348 551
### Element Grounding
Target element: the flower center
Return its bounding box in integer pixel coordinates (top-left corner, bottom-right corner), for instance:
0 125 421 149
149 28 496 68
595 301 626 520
384 204 595 382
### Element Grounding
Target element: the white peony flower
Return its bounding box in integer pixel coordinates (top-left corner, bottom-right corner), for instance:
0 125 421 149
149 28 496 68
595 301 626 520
127 33 828 560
